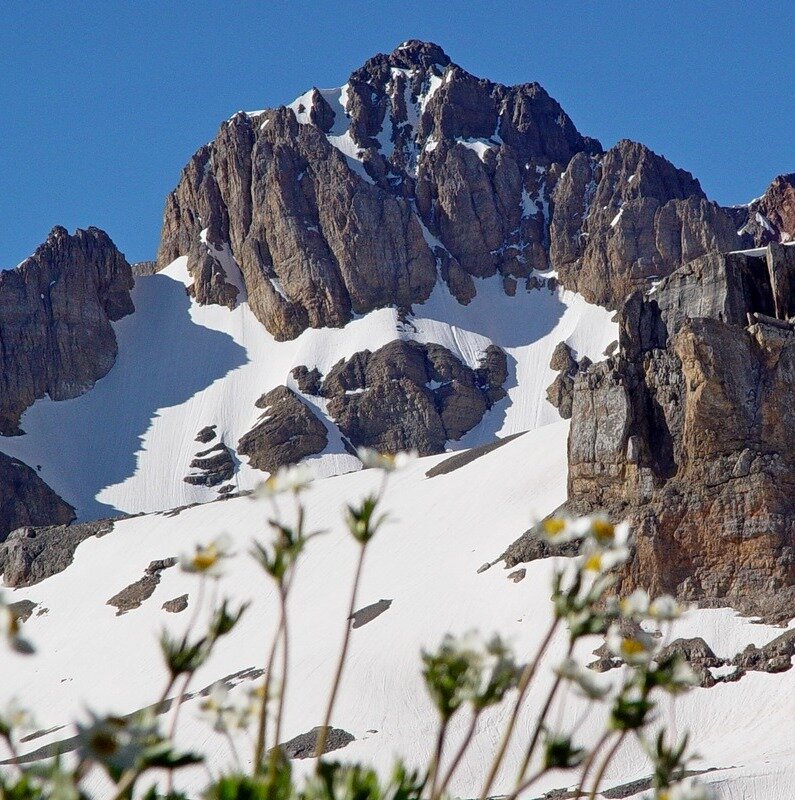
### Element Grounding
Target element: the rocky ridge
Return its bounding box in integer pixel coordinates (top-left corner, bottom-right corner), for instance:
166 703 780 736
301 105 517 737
157 41 752 339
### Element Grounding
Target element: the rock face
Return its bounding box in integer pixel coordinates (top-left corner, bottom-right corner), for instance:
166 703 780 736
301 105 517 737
550 140 742 308
0 453 75 542
566 246 795 620
237 386 328 473
319 340 507 455
107 558 177 615
0 226 134 435
156 41 600 339
741 174 795 245
0 519 114 587
158 44 747 336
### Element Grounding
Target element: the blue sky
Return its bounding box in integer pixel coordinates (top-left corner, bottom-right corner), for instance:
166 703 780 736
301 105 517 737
1 1 793 267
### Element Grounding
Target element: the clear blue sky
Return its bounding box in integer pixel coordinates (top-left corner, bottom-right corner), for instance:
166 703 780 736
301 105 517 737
2 0 793 267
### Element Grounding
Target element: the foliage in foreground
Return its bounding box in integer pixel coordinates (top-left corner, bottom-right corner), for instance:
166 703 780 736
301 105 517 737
1 452 714 800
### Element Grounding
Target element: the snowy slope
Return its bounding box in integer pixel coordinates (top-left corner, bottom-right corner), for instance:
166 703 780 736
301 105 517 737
2 426 793 799
0 259 616 520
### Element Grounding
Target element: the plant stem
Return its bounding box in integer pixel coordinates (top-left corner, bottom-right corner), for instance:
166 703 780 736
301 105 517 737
314 542 368 765
427 717 450 800
575 730 611 798
478 617 560 800
253 580 287 773
435 710 481 799
588 731 626 800
273 584 291 748
515 638 575 783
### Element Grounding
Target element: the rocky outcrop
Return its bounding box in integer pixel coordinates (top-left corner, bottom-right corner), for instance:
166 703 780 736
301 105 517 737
320 340 506 455
741 174 795 245
0 453 75 542
566 246 795 620
550 140 743 308
107 558 176 616
237 386 328 473
184 442 235 488
545 341 589 419
0 226 134 435
0 519 114 587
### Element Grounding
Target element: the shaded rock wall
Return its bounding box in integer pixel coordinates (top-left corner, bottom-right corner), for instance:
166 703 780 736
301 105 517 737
0 453 75 542
0 226 134 435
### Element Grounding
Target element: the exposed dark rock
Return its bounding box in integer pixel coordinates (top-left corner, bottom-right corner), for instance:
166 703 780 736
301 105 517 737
732 629 795 675
425 431 524 478
0 452 75 541
195 425 217 444
156 42 601 339
290 365 323 395
350 598 393 628
107 558 177 616
741 174 795 245
8 599 38 623
162 594 189 614
507 568 526 583
0 226 134 435
273 726 355 759
184 442 236 487
500 524 580 569
237 385 328 473
566 246 795 620
322 340 505 455
131 260 158 277
0 519 115 587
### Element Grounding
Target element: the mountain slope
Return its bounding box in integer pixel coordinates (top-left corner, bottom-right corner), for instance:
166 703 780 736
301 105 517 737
3 430 793 798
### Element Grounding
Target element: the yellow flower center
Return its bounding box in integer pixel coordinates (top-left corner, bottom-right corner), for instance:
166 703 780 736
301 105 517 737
591 519 615 543
543 518 566 537
192 545 219 571
621 638 647 657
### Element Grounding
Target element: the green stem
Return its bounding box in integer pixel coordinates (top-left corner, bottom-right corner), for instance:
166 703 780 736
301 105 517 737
434 710 480 800
515 638 575 783
575 730 611 798
427 716 450 800
273 584 291 748
253 580 287 773
478 617 560 800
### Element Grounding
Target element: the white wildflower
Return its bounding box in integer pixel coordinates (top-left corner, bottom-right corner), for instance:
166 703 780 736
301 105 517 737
606 623 658 666
180 534 233 576
649 594 686 621
555 657 611 700
356 448 417 471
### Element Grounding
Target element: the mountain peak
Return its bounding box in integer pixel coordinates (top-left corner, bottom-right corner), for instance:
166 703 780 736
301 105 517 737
389 40 451 69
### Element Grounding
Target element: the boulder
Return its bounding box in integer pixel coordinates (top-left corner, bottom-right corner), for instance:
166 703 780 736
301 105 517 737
237 386 328 473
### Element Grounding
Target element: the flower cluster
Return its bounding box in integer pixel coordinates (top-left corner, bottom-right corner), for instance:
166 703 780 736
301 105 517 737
356 448 417 472
252 463 314 498
422 632 522 720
